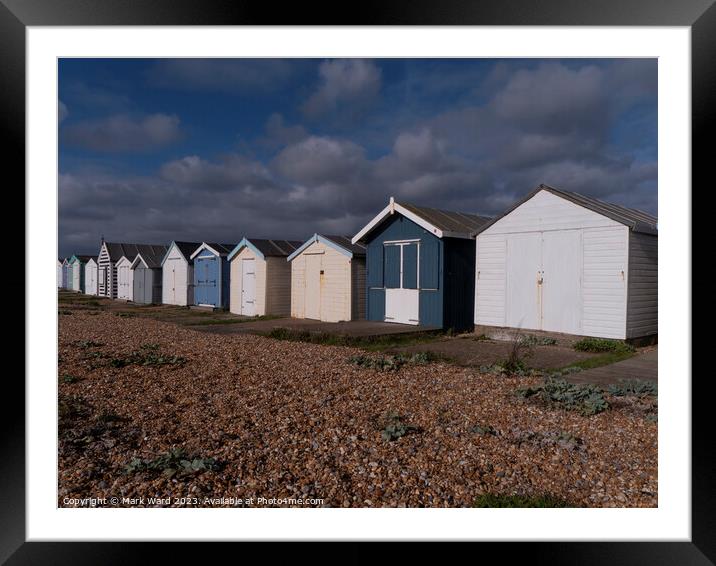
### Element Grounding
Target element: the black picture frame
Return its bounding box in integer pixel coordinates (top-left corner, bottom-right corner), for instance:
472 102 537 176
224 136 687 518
3 0 705 562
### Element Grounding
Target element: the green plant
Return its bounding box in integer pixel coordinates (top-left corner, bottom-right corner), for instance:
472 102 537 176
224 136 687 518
607 379 657 397
573 338 635 354
114 312 136 318
60 373 80 384
349 351 440 372
380 411 419 441
108 348 187 368
520 334 557 346
124 447 223 478
59 310 73 315
470 424 498 436
76 340 104 349
517 378 610 416
473 493 568 508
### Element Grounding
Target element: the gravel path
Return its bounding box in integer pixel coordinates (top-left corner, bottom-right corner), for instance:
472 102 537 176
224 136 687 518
58 311 657 508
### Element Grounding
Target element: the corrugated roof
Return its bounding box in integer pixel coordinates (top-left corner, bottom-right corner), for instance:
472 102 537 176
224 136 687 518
246 239 304 257
73 255 97 263
173 241 203 260
398 202 492 235
134 245 169 269
105 243 169 262
321 235 366 257
472 184 658 236
204 243 238 256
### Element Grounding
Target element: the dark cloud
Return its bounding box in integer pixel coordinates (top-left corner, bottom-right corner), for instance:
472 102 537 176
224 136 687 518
59 59 657 257
62 113 182 152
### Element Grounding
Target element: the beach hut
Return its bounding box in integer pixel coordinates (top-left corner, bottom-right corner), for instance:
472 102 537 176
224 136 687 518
61 258 70 289
161 241 202 306
57 259 63 288
69 255 95 293
115 256 134 301
98 241 167 299
352 197 490 330
130 245 168 304
227 238 302 317
189 243 237 309
287 234 366 322
472 184 658 340
85 257 99 296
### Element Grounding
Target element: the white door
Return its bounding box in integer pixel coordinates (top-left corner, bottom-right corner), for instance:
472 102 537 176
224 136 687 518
73 266 80 291
506 233 542 331
383 242 420 325
542 230 582 334
304 254 322 320
241 259 256 316
165 258 179 304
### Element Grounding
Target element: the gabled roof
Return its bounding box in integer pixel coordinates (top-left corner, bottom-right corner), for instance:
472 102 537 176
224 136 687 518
69 254 97 264
189 242 238 260
227 238 304 261
287 234 366 262
471 184 659 237
352 197 492 243
131 245 168 269
160 241 203 266
103 242 169 262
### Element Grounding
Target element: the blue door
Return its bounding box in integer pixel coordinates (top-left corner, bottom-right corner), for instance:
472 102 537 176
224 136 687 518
195 255 220 306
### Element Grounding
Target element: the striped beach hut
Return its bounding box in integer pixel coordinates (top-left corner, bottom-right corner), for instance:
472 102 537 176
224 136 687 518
227 238 302 317
352 197 490 331
98 241 169 299
57 259 63 288
287 234 366 322
61 258 70 289
190 243 237 309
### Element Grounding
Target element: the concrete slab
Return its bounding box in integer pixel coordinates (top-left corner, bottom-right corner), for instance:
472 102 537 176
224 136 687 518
191 317 441 338
564 348 658 385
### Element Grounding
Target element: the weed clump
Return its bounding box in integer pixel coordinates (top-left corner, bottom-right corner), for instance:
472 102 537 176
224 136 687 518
348 351 440 372
124 447 223 478
573 338 635 354
517 378 609 416
607 379 657 397
473 493 568 508
380 411 419 441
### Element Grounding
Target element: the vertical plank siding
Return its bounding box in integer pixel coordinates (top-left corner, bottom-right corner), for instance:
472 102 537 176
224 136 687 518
265 256 292 317
626 232 658 338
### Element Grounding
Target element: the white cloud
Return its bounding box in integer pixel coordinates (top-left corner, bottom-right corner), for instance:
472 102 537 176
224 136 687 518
302 59 382 119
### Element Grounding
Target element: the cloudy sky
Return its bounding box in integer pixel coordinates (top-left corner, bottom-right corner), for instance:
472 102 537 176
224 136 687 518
58 58 657 257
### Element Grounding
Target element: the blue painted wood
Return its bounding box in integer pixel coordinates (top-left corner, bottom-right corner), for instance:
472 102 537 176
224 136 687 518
384 245 401 288
366 242 384 287
193 251 231 308
403 243 418 289
361 211 475 330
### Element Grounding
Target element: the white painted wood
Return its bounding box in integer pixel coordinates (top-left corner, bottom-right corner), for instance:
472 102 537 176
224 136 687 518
72 262 81 291
505 233 542 331
116 257 134 301
475 188 633 338
626 231 657 338
304 253 322 320
162 244 191 306
85 259 98 295
385 289 419 324
542 230 582 334
241 258 256 316
481 189 622 236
